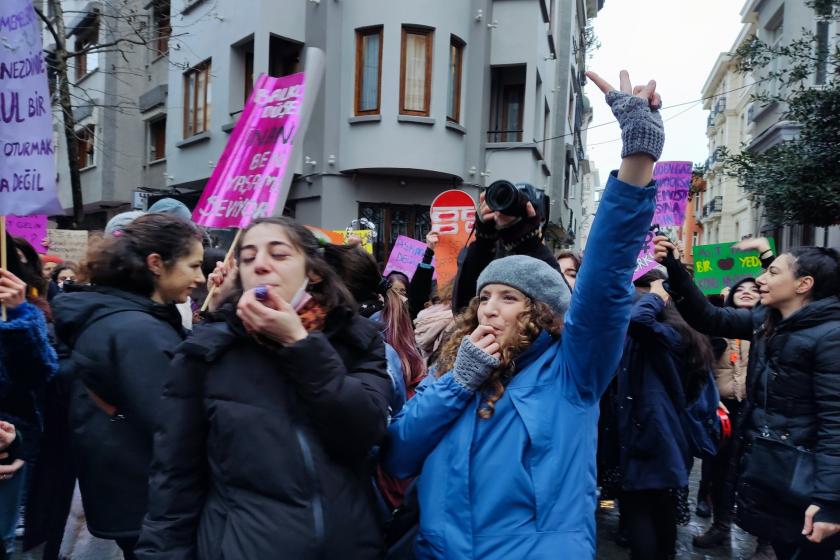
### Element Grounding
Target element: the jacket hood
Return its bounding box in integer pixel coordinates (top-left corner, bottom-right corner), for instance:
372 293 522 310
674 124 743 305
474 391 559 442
777 295 840 332
52 285 184 348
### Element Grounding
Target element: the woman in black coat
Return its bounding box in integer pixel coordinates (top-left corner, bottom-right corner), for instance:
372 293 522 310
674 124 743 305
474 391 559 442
52 215 205 559
654 237 840 560
136 217 393 560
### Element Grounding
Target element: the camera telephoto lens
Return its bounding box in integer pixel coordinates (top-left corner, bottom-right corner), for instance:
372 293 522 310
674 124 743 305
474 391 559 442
486 180 521 216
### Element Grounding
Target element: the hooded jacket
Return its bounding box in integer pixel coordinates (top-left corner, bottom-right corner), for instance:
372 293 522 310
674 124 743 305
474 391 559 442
52 287 186 539
662 255 840 541
136 305 393 560
616 293 695 491
382 174 656 559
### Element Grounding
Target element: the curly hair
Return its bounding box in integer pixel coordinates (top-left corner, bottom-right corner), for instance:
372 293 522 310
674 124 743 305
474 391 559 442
435 295 562 419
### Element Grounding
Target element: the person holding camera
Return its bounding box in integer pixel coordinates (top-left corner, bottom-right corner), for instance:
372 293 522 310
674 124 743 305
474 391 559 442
382 70 663 559
652 236 840 560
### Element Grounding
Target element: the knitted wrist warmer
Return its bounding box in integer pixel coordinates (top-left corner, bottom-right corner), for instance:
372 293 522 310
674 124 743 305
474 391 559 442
605 91 664 161
452 336 500 392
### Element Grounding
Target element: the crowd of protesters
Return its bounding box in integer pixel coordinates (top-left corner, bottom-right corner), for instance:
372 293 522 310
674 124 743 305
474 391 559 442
0 69 838 560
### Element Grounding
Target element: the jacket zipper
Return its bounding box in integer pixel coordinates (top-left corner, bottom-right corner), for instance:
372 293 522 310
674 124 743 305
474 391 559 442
295 427 326 554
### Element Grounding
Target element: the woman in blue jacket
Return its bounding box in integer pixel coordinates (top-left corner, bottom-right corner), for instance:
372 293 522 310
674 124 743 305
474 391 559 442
617 274 716 560
382 70 663 559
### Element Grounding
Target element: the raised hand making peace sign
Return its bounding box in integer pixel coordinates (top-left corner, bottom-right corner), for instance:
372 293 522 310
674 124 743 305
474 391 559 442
586 69 665 187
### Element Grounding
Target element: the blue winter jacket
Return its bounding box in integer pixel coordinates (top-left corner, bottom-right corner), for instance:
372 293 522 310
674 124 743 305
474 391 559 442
382 173 656 559
616 293 693 491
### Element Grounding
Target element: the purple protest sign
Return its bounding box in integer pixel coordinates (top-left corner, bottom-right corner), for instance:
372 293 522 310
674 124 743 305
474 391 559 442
0 0 62 216
7 214 47 253
193 73 307 228
632 229 660 281
384 235 436 281
652 161 692 227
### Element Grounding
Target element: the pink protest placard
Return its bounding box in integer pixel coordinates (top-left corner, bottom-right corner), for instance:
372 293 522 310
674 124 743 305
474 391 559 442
7 214 47 253
652 161 692 227
384 235 436 281
192 73 306 228
0 0 62 216
632 229 659 281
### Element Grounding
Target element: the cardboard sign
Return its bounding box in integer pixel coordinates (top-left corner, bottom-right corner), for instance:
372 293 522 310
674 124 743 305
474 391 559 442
384 235 436 281
692 240 776 295
430 190 475 286
632 229 660 281
333 229 375 254
303 225 374 254
47 229 89 263
7 214 47 253
0 0 62 215
652 161 692 227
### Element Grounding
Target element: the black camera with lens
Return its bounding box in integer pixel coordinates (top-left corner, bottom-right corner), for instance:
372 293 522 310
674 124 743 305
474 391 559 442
485 180 549 222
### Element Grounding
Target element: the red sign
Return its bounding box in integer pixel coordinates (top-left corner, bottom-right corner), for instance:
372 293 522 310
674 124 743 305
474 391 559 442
430 190 475 287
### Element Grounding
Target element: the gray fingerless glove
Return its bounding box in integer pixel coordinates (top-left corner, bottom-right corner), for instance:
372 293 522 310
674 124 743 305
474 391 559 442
605 91 664 161
452 336 500 392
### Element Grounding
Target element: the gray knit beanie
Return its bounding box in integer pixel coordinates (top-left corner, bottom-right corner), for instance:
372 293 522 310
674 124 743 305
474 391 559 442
104 210 145 236
148 197 193 222
476 255 571 316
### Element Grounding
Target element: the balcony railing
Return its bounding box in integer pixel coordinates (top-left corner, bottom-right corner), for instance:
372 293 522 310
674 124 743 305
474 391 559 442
702 195 723 217
487 129 523 143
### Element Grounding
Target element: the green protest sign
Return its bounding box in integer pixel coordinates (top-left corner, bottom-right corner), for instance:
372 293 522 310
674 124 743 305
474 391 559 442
693 240 776 295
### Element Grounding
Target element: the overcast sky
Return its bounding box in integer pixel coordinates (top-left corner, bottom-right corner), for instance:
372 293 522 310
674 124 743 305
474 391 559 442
584 0 746 178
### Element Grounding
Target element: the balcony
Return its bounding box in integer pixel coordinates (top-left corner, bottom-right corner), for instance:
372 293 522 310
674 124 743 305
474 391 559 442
487 129 523 143
705 146 726 169
702 195 723 218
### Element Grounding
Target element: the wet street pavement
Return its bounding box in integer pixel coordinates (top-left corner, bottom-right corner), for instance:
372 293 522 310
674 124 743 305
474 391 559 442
11 460 839 559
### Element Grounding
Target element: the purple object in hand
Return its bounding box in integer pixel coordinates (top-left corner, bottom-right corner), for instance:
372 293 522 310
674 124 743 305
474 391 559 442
254 285 269 301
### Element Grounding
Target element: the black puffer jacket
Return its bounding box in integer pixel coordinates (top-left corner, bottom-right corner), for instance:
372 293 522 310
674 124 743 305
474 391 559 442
136 305 392 560
662 256 840 541
52 287 186 540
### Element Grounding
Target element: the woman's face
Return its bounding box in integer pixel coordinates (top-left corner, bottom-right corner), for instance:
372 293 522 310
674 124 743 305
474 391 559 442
390 278 408 298
238 224 309 303
42 261 58 278
476 284 528 346
154 241 205 304
732 281 760 309
557 257 578 290
755 254 811 310
56 269 76 285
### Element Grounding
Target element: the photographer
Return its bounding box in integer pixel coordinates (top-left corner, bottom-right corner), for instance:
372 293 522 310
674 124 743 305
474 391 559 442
452 182 556 313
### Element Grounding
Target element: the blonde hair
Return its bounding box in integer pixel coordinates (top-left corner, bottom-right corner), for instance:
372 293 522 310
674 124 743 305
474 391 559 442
435 296 562 418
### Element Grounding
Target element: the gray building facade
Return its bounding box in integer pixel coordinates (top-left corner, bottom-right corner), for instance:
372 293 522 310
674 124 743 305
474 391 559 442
47 0 602 258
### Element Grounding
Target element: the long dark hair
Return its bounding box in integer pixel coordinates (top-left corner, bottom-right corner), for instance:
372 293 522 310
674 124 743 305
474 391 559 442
85 214 202 297
233 217 354 313
6 235 46 295
322 243 426 391
634 269 713 401
660 304 715 402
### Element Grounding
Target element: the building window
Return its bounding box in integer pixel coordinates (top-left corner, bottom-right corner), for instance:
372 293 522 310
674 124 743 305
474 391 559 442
183 60 211 138
76 125 95 169
816 20 829 85
269 35 303 78
358 203 431 263
400 26 433 116
74 18 99 81
244 50 254 102
148 117 166 162
355 27 383 115
488 65 525 142
447 36 464 123
152 1 171 57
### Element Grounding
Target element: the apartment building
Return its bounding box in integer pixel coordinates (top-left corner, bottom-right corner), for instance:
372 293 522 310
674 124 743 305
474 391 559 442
47 0 603 260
